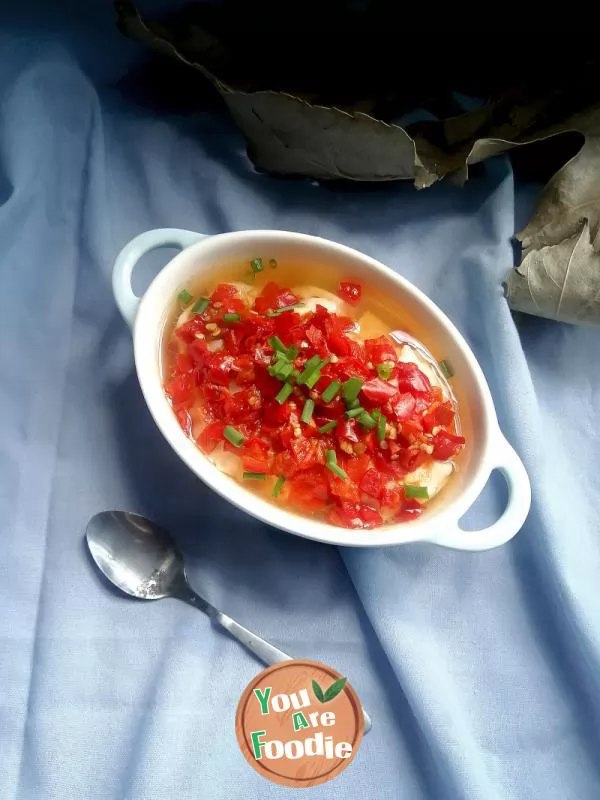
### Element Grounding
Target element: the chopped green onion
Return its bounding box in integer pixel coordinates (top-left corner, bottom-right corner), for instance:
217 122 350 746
266 303 305 317
223 425 244 448
250 257 264 273
305 370 322 389
342 377 363 404
347 397 361 410
358 411 377 430
223 313 240 323
272 475 285 496
178 288 192 304
345 406 364 418
297 355 321 385
439 359 454 379
318 420 337 434
269 361 293 381
192 297 210 315
376 362 394 381
321 380 341 403
243 472 266 480
287 345 299 360
269 258 278 269
404 484 429 499
269 336 288 355
276 383 293 404
300 398 315 424
376 413 387 441
326 449 348 480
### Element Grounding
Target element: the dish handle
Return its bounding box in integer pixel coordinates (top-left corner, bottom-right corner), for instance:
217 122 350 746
112 228 209 329
428 436 531 551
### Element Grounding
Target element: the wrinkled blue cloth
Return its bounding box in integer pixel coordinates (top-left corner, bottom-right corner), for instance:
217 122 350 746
2 7 600 800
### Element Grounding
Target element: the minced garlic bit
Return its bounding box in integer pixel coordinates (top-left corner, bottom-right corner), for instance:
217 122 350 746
385 423 398 440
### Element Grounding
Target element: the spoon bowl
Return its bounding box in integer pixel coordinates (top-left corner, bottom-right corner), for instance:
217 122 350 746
86 510 184 600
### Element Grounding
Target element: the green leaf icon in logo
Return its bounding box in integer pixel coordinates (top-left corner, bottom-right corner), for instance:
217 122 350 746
312 677 347 703
312 679 325 703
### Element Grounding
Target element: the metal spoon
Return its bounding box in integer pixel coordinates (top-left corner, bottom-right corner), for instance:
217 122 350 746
86 511 372 732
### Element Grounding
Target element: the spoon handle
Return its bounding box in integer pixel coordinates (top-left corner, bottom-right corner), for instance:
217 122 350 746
180 587 372 732
181 587 297 664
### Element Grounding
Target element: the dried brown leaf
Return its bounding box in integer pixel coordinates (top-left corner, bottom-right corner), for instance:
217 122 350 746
505 222 600 326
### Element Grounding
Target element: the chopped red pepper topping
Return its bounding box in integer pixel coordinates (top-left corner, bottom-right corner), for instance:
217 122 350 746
338 281 362 305
164 280 465 529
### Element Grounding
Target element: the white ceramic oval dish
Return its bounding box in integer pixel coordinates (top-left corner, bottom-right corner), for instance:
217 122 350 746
113 228 531 550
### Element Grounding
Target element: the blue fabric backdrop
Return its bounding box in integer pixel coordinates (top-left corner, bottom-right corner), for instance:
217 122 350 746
1 3 599 799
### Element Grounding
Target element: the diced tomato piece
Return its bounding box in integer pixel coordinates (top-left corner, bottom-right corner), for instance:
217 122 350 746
251 345 272 367
365 336 397 364
188 338 208 367
380 485 402 508
388 392 416 420
294 466 329 494
196 421 225 454
289 437 318 470
263 400 291 427
395 362 431 395
343 453 371 483
305 325 325 350
211 284 239 303
398 448 429 472
176 408 192 436
221 297 246 316
165 374 192 406
396 507 423 522
175 353 194 373
338 281 362 305
359 468 382 498
288 485 328 513
273 450 297 478
330 357 369 382
329 476 361 502
397 419 423 445
274 312 304 345
337 418 359 443
327 330 354 356
358 505 383 527
176 316 206 343
253 367 281 400
422 401 455 432
361 377 397 404
206 354 236 386
431 430 465 460
254 282 299 314
330 501 380 529
241 438 272 473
